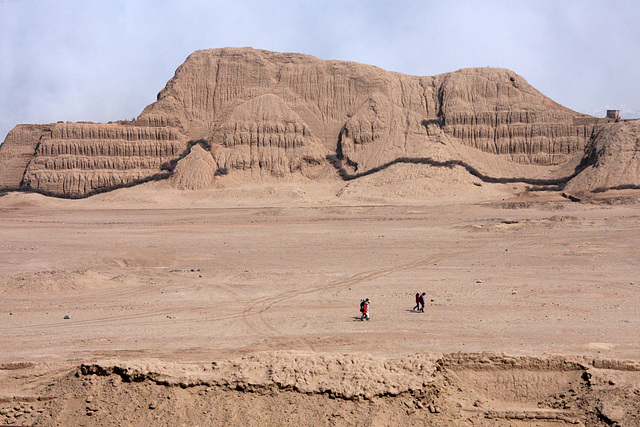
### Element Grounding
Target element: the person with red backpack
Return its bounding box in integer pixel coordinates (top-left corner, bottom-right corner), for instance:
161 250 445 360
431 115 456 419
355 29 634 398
360 298 370 321
413 293 420 311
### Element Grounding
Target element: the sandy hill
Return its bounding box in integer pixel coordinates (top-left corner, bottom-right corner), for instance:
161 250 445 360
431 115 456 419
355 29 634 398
0 47 635 198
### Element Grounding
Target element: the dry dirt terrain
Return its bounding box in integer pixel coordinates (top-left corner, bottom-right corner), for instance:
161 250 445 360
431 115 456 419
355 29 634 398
1 184 639 426
2 45 640 427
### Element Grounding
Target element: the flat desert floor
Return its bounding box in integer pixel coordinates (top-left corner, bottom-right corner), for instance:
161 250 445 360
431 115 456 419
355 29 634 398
1 187 639 425
2 191 639 362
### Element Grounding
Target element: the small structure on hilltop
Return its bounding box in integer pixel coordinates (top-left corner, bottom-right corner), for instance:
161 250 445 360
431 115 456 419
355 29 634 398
607 110 621 121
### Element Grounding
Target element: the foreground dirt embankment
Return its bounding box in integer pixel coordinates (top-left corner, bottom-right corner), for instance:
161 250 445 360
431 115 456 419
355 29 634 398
1 352 639 426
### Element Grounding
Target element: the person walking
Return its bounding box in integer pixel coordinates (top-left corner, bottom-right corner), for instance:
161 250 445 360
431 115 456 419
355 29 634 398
360 298 370 321
413 293 420 311
418 292 426 312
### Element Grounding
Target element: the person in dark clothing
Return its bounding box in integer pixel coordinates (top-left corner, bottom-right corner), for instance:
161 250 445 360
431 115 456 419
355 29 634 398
418 292 426 312
360 298 370 321
413 293 420 311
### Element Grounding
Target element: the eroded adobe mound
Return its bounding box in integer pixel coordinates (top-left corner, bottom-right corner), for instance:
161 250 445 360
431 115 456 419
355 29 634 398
0 122 185 196
564 120 640 193
0 47 633 197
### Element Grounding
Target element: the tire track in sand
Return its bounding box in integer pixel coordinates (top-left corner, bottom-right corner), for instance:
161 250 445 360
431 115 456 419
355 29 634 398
239 253 452 351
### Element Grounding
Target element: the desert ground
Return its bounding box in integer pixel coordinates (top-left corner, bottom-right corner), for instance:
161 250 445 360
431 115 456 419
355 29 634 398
1 182 639 425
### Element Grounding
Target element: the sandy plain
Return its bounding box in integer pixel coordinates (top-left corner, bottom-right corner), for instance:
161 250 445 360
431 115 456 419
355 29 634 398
1 184 639 425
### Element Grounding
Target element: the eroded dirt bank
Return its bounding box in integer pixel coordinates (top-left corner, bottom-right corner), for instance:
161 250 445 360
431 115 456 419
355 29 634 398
1 352 639 426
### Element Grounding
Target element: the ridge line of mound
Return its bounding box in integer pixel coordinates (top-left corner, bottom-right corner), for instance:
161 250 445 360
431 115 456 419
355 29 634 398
0 147 613 199
327 154 583 189
0 150 577 200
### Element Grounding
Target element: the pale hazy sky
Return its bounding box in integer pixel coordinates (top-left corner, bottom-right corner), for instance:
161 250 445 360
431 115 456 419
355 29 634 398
1 0 639 142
